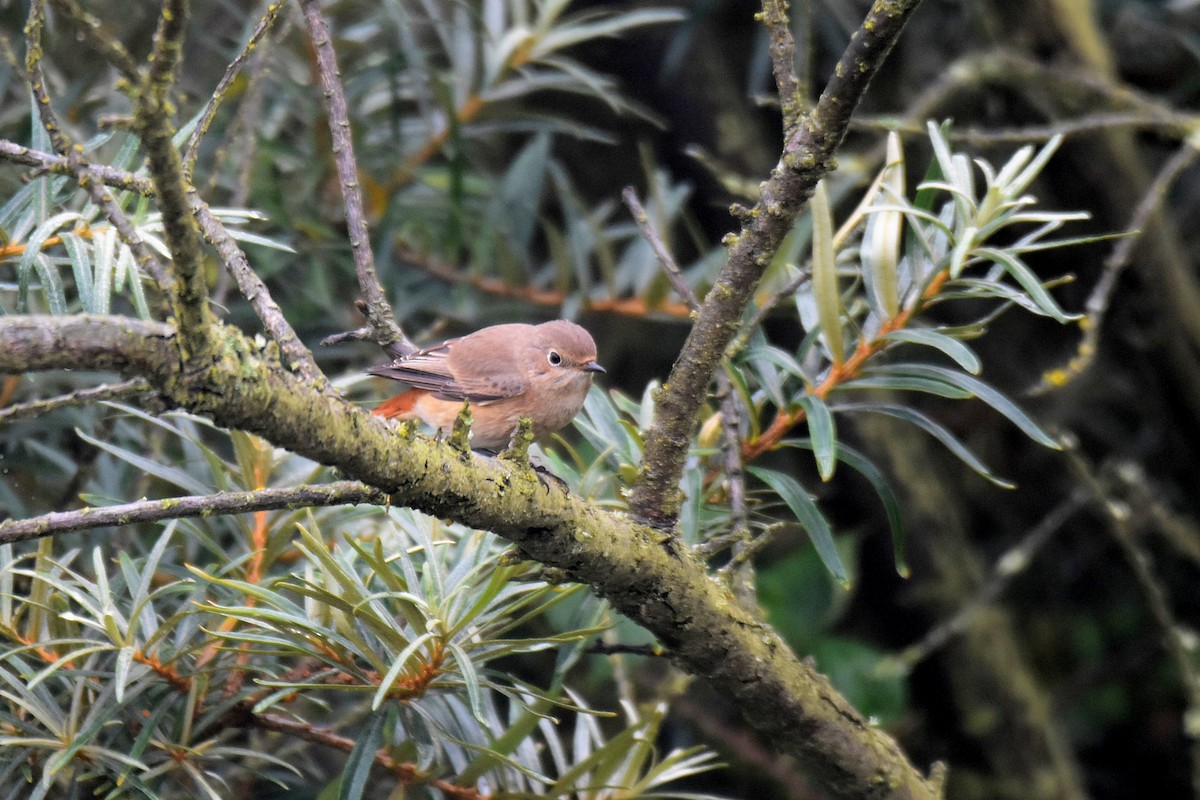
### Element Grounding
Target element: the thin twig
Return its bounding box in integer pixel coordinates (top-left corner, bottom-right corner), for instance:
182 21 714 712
245 711 485 799
895 490 1089 669
1061 439 1200 797
730 268 811 357
622 188 701 311
699 520 784 557
585 641 667 657
716 377 752 602
0 378 153 424
760 0 802 131
0 482 388 545
1115 461 1200 569
297 0 415 358
0 139 154 194
183 0 286 181
190 201 325 385
1030 140 1200 395
47 0 140 82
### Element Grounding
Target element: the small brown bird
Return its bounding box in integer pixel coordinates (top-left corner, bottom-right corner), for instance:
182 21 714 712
369 320 604 451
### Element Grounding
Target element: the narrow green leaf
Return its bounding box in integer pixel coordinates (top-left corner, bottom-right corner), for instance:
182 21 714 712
810 179 844 363
975 247 1072 322
371 632 436 711
75 428 213 495
449 641 485 722
744 340 813 383
883 363 1060 448
838 403 1015 488
459 695 556 785
841 370 974 399
1007 134 1063 197
948 224 976 278
114 646 135 703
883 328 982 374
747 466 847 586
799 395 837 481
833 443 908 577
338 709 386 800
92 228 117 315
863 132 905 317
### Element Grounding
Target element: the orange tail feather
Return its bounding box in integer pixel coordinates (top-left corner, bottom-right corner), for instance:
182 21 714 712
373 389 421 419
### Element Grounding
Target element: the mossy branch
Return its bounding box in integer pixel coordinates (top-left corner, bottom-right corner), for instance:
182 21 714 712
132 0 220 356
0 313 939 800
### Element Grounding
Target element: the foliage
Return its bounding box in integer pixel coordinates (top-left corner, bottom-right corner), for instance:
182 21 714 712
0 410 718 799
2 0 1193 798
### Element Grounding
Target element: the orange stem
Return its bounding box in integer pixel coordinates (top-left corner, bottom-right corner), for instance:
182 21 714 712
742 271 950 461
0 225 94 263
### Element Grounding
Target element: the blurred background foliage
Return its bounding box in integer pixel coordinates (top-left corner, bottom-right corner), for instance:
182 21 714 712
2 0 1200 798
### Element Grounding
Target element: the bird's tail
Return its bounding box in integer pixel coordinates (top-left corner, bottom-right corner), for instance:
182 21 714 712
373 389 420 419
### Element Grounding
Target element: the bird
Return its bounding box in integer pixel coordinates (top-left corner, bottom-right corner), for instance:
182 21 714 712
368 320 604 451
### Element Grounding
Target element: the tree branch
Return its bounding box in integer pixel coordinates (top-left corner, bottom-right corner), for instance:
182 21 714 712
133 0 220 354
0 378 153 424
0 482 386 545
245 710 484 799
630 0 925 529
624 188 753 598
0 139 154 194
0 313 937 800
190 201 325 385
297 0 415 359
760 0 803 130
182 0 286 181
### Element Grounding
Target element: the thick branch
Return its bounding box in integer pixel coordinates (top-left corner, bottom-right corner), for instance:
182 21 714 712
0 316 177 376
0 482 386 545
0 313 936 800
630 0 925 528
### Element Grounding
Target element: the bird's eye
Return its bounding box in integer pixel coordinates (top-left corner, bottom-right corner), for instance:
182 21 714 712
547 351 563 366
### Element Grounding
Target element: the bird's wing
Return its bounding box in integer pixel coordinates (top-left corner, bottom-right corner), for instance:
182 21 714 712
367 329 527 402
367 340 464 395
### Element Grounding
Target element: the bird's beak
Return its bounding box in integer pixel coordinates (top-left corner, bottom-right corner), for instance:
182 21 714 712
581 359 606 374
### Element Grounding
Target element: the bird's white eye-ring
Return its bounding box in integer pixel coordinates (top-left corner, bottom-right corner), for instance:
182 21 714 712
547 350 563 366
